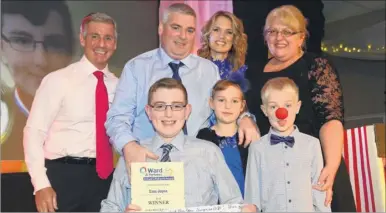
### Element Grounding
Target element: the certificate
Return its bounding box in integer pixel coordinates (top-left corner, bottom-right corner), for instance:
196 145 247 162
131 162 185 212
160 204 244 212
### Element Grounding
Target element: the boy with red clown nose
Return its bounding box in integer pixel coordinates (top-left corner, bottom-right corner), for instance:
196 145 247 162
244 77 331 212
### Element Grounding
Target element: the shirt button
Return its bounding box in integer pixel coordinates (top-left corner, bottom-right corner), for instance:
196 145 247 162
286 163 289 166
289 199 292 203
285 146 288 149
287 181 290 184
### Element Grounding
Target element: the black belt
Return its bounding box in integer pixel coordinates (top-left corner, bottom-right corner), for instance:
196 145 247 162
49 157 96 165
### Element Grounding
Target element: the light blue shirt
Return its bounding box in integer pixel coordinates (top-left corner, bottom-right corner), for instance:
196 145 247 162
106 48 220 153
244 127 331 212
100 131 243 212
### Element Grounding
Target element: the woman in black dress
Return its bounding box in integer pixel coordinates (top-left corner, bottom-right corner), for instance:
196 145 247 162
246 5 356 212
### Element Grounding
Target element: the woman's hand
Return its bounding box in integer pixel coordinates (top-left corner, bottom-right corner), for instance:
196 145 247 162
312 166 338 206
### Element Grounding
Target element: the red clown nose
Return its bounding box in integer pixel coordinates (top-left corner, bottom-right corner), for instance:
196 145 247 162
275 107 288 120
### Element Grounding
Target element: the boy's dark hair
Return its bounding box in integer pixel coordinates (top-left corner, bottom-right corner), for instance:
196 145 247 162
1 0 74 55
148 78 188 104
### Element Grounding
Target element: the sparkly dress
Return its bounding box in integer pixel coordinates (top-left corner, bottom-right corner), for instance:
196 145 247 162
196 128 248 196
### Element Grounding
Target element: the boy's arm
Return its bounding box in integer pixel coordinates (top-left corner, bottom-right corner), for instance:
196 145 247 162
100 158 131 212
210 146 243 204
244 144 262 211
311 140 332 212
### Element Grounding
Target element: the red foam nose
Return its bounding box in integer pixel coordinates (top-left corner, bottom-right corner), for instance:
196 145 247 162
275 107 288 120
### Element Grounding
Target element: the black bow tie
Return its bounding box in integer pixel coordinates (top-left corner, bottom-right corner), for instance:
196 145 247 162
270 134 295 148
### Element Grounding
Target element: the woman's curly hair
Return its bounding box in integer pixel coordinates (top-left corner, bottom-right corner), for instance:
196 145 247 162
197 11 247 72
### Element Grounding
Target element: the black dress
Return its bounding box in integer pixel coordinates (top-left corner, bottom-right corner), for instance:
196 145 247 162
246 52 356 212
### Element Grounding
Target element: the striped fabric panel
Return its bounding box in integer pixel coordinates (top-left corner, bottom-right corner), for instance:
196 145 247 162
343 126 384 212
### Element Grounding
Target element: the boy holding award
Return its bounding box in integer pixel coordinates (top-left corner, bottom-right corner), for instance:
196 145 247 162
101 78 256 212
244 77 331 212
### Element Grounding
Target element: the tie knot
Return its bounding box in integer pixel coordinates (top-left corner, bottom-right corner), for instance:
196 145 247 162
168 62 183 72
161 144 173 153
93 71 104 80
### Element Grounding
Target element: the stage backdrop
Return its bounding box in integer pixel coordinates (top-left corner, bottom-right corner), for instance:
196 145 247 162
1 0 231 163
1 0 159 161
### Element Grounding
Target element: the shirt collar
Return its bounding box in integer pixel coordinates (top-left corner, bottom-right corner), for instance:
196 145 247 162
151 130 186 152
157 47 194 69
268 125 300 138
80 55 111 76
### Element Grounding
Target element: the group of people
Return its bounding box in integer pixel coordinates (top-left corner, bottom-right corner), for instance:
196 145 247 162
18 2 356 212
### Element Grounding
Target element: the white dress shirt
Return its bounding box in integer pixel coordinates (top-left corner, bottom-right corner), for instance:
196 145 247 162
244 127 330 212
23 56 118 193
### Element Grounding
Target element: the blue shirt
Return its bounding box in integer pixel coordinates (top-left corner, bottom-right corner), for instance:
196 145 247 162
218 133 245 197
244 127 331 212
100 131 243 212
106 48 220 153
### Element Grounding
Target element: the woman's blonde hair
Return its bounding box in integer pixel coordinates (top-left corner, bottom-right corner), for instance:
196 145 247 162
198 11 247 72
264 5 309 49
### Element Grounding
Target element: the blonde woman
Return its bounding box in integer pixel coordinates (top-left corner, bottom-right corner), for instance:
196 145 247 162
245 5 356 212
198 11 249 126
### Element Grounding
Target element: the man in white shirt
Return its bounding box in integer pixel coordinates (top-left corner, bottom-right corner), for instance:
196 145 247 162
23 12 118 212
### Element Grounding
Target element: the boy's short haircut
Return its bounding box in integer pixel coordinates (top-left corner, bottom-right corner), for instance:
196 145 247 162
261 77 299 104
148 78 188 104
211 79 245 99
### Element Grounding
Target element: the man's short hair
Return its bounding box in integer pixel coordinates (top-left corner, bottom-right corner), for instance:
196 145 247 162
1 0 74 55
261 77 299 104
80 12 118 38
161 3 196 24
148 78 188 104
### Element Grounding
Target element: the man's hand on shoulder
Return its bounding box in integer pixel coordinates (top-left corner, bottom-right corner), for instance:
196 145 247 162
123 141 159 181
35 187 58 212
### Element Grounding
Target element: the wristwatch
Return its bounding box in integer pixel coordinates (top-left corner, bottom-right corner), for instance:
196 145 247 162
237 112 254 125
